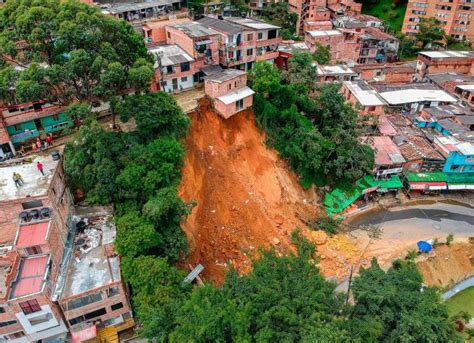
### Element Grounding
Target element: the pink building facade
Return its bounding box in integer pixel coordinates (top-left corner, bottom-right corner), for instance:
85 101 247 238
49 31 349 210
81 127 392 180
204 69 255 119
341 81 386 115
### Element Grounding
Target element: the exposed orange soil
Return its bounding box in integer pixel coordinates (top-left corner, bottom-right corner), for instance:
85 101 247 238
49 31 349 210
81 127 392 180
178 99 361 285
417 241 474 288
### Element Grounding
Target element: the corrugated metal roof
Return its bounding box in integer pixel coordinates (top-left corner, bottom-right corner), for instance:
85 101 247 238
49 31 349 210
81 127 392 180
217 86 255 105
197 16 243 35
15 221 49 248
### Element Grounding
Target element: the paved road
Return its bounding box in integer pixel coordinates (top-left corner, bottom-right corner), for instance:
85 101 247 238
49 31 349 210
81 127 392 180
442 276 474 301
348 201 474 237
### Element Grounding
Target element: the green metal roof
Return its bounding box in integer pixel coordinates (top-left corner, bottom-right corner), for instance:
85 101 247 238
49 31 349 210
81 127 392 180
446 173 474 185
405 172 447 182
375 175 402 189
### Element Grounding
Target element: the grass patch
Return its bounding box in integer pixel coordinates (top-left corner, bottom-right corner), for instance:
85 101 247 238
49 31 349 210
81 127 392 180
445 287 474 317
362 0 407 32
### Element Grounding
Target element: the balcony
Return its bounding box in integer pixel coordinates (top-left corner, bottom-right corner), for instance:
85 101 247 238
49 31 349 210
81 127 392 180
256 51 279 61
3 104 64 127
256 37 282 48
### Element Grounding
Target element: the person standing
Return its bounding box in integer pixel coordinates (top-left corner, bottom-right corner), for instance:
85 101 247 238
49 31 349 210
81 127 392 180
12 173 21 188
37 161 44 176
36 138 42 151
45 133 53 148
15 172 24 185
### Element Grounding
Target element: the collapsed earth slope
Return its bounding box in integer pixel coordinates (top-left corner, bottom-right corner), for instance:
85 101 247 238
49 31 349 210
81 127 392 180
179 99 360 284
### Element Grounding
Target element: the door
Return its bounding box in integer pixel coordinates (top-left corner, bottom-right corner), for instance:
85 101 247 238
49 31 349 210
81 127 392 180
172 78 178 91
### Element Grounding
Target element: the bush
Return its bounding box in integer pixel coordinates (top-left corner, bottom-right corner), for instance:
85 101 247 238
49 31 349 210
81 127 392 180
310 217 340 236
446 233 454 246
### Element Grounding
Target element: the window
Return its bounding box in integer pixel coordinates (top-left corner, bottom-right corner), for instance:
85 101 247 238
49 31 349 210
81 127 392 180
268 29 277 39
247 33 253 41
0 307 5 314
7 332 25 340
235 99 244 111
166 66 173 74
0 320 16 328
181 76 188 82
84 308 106 320
67 292 102 310
246 48 253 56
234 81 237 87
180 62 190 72
228 84 231 91
14 124 21 131
167 32 171 38
107 286 119 297
19 300 41 315
111 303 124 311
26 246 42 255
368 106 376 111
257 32 263 40
52 114 59 121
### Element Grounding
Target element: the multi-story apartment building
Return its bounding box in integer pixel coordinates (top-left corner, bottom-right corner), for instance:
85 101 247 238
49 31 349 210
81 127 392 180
357 28 400 64
0 153 71 342
304 29 361 62
0 153 133 342
402 0 474 41
198 16 281 70
100 0 184 23
289 0 361 35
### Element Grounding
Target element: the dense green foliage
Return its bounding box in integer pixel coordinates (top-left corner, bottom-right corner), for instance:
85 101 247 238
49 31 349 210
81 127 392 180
313 43 331 65
361 0 407 32
349 259 459 342
249 61 374 186
417 18 446 48
0 0 153 105
64 93 190 263
262 2 298 39
126 230 458 342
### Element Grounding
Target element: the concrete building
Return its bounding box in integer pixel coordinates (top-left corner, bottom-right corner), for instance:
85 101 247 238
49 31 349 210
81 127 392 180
341 81 386 115
148 44 199 93
415 50 474 78
334 14 384 30
455 84 474 107
204 69 254 119
402 0 474 41
426 72 474 94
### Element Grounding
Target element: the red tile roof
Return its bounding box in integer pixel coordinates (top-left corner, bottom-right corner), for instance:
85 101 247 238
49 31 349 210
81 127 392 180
11 255 48 298
15 222 49 248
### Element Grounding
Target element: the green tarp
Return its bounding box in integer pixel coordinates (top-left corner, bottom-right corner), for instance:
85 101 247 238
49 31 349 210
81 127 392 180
445 173 474 185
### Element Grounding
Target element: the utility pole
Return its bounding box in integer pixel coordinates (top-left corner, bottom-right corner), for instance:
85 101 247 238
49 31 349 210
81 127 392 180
345 265 354 305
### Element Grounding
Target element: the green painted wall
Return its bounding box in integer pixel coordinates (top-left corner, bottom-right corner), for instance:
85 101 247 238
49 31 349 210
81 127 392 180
6 121 39 144
40 112 73 133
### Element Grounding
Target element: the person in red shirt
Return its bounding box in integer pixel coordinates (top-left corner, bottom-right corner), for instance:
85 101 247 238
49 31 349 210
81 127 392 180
37 161 44 176
45 134 53 147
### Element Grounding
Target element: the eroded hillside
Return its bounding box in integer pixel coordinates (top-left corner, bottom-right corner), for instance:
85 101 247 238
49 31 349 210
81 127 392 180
179 99 360 284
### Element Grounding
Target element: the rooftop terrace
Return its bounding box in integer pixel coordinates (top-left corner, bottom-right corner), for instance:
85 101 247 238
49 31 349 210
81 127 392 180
0 152 60 202
62 208 119 298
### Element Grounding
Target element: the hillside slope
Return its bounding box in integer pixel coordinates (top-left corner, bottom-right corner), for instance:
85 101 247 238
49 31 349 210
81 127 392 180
179 99 360 284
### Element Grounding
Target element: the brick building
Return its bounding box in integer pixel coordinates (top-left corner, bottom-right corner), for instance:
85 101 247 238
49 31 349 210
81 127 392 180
341 80 386 115
353 62 415 83
0 152 133 342
304 29 361 62
401 0 474 41
143 17 191 44
204 69 254 119
415 50 474 78
100 0 184 23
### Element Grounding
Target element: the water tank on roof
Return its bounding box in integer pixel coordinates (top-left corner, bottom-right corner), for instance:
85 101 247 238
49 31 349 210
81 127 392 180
19 211 31 223
40 208 50 218
30 209 40 220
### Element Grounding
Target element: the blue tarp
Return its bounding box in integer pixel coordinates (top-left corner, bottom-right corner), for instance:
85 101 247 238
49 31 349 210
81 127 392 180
417 241 432 253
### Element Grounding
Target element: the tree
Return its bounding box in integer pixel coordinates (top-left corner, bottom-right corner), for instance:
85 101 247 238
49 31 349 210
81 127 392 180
283 52 317 90
166 232 349 341
263 2 298 38
0 0 153 106
349 259 459 342
313 43 331 65
247 61 281 96
64 102 91 122
116 92 189 141
115 211 161 258
417 18 446 48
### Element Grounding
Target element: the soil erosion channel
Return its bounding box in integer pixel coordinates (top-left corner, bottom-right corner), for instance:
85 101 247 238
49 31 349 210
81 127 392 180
179 100 360 284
